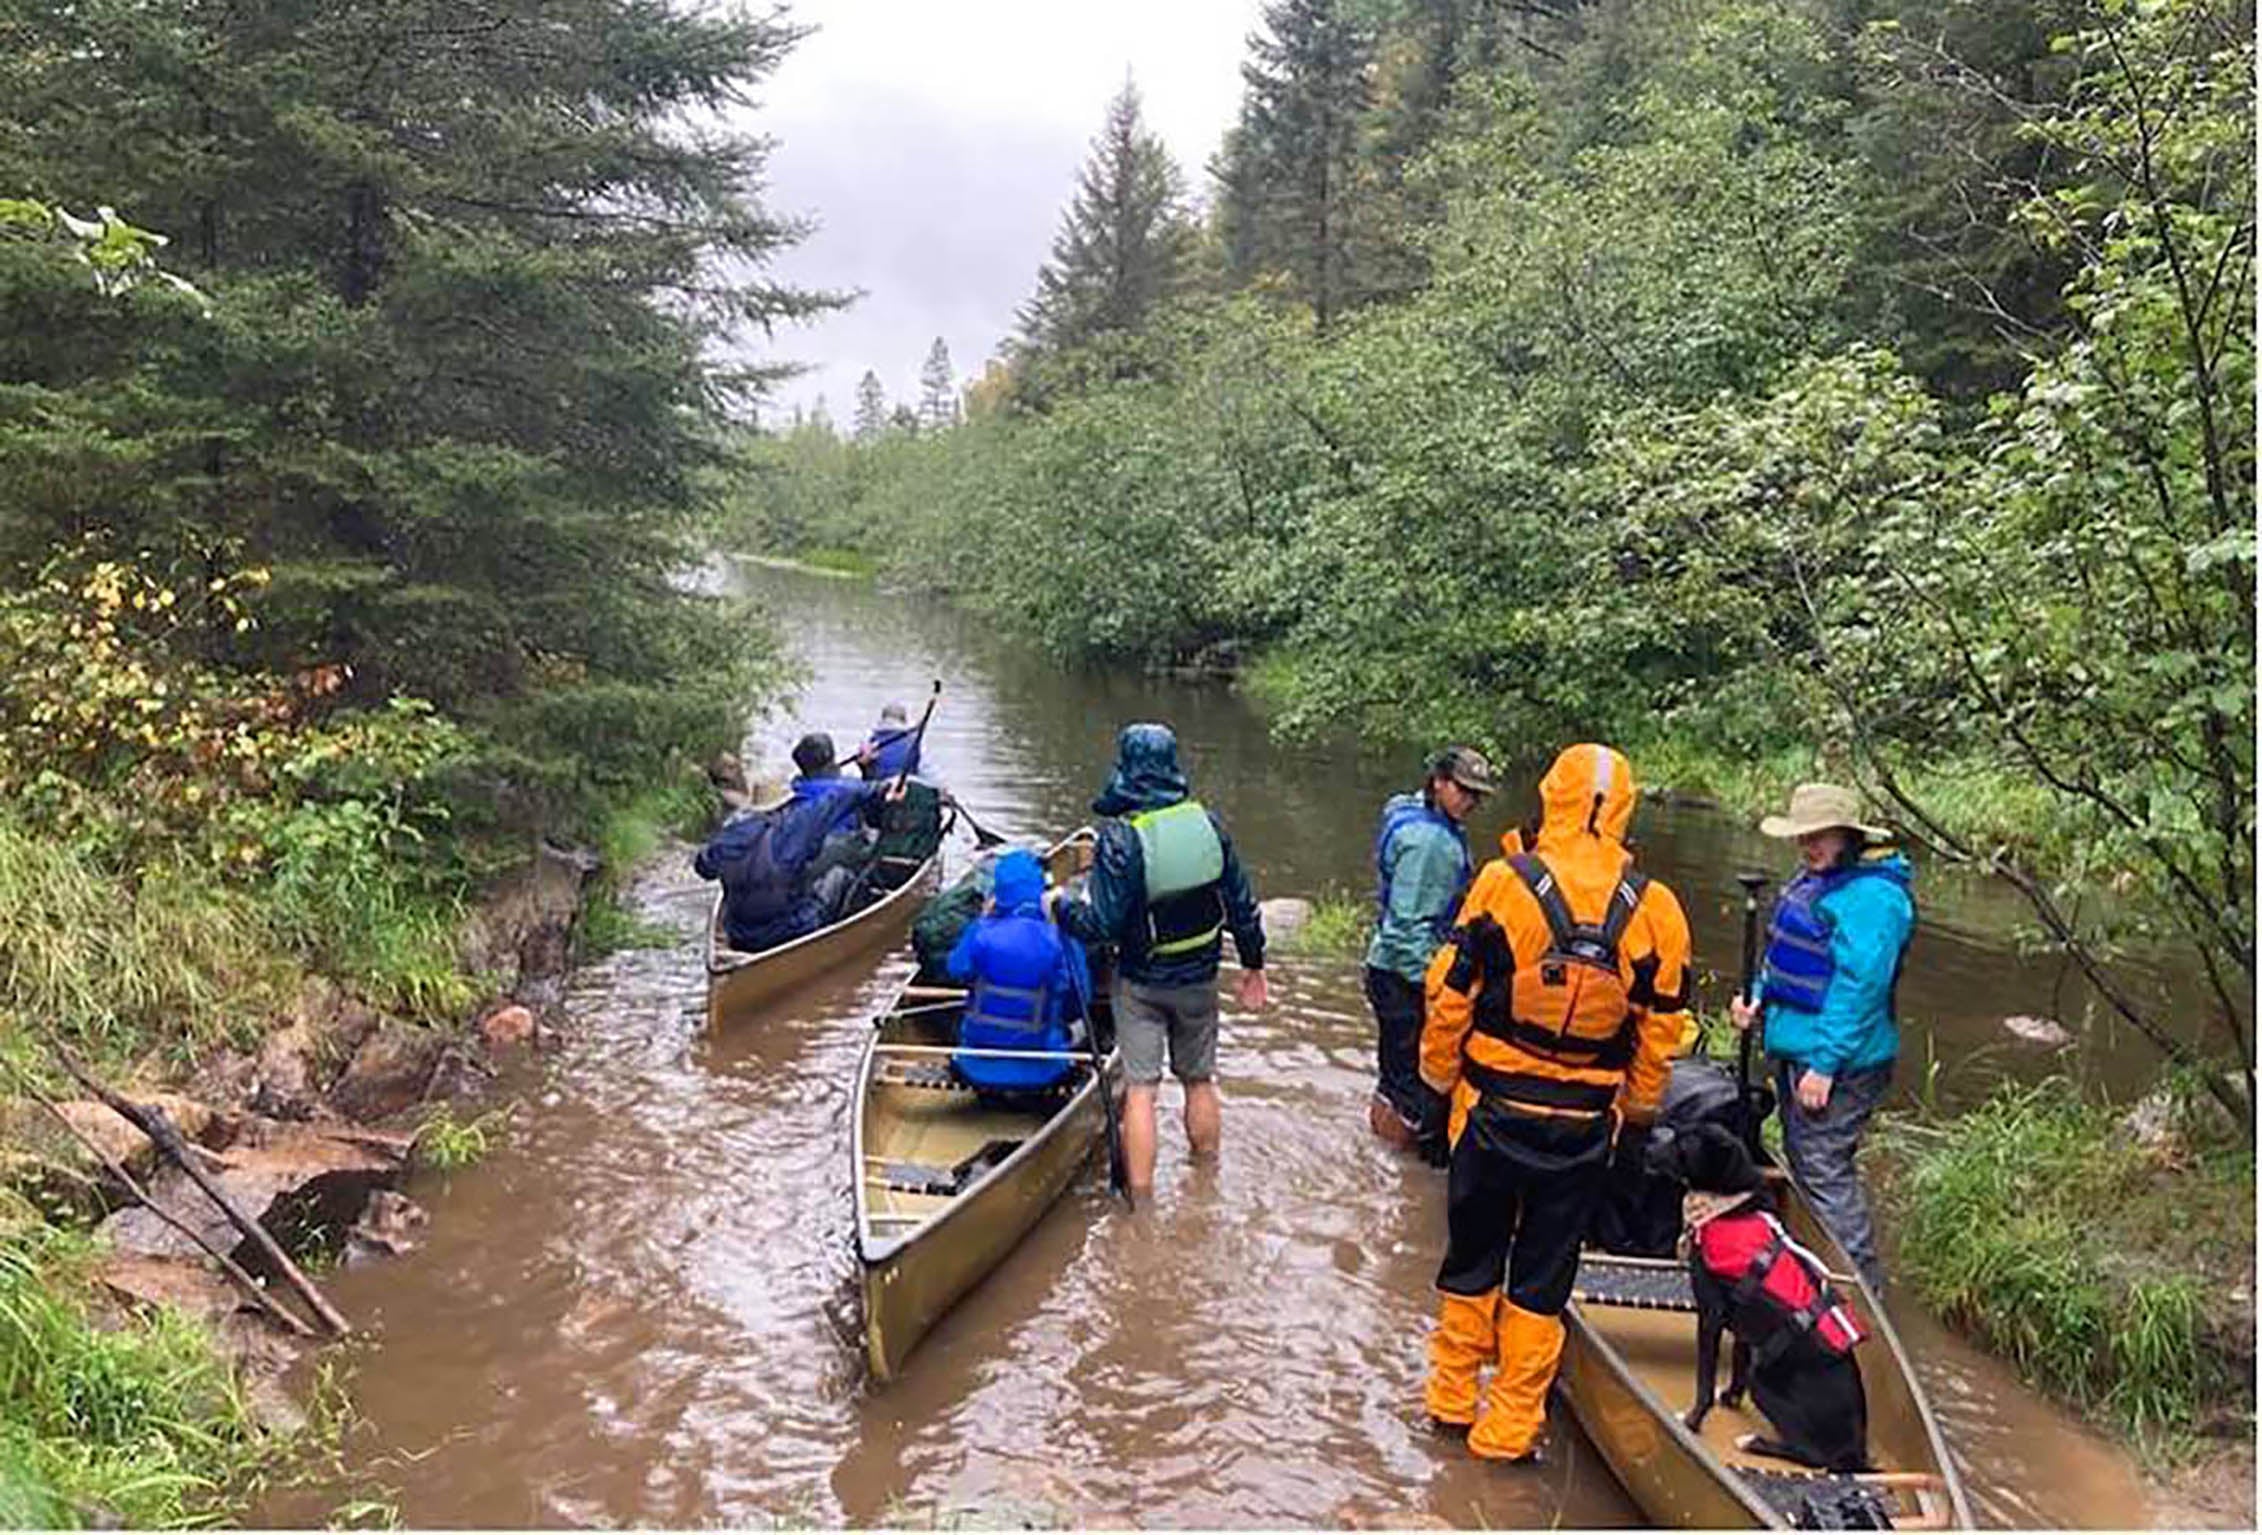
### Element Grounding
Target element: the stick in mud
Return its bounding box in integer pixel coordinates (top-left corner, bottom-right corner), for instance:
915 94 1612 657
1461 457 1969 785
26 1086 320 1340
50 1046 353 1337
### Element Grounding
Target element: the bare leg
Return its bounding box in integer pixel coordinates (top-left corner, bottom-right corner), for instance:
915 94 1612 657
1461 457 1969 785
1124 1083 1159 1193
1185 1080 1222 1160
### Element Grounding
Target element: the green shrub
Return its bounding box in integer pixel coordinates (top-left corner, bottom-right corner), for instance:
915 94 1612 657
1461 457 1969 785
0 1207 277 1526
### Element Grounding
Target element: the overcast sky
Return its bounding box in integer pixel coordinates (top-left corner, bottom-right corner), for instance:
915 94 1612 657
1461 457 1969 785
740 1 1266 426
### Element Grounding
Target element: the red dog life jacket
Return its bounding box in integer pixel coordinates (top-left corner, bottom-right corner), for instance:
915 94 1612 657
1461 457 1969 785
1693 1209 1866 1357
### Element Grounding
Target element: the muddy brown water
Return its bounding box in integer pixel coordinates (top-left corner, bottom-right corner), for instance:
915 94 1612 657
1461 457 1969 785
255 562 2167 1528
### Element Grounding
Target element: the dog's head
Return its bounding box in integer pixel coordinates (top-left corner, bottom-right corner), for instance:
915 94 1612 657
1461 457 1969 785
1644 1121 1764 1196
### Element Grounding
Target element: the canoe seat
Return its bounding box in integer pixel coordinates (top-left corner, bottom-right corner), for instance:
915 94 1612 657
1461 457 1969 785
877 1138 1026 1198
1736 1466 1910 1529
1573 1255 1699 1313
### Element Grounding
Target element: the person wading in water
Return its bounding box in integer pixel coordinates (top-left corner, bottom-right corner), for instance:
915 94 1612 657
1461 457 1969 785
1366 746 1495 1166
1055 722 1267 1196
1731 782 1913 1296
1418 743 1692 1462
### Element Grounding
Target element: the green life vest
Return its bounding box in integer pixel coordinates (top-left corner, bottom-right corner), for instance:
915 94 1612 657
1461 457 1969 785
1128 800 1227 957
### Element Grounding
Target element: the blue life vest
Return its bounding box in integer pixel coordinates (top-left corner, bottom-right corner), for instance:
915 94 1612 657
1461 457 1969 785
1372 794 1473 941
1761 864 1904 1016
864 727 920 781
954 909 1077 1092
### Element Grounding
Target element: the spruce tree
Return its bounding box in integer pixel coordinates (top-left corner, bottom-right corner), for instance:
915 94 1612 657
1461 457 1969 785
1016 80 1197 357
854 371 890 441
918 338 959 429
0 0 837 815
1225 0 1377 331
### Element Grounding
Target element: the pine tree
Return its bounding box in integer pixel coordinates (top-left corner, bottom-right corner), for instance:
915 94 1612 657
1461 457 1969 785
1016 79 1197 356
853 371 889 441
1222 0 1377 331
918 337 959 428
0 0 837 811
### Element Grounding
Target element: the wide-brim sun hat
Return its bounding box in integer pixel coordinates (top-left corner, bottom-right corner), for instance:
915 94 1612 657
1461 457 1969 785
1758 781 1892 842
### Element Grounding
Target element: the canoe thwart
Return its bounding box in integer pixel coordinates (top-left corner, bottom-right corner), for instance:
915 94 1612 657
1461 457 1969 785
1736 1464 1947 1530
1583 1246 1860 1291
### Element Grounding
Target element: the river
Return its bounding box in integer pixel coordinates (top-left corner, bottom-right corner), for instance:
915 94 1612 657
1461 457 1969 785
254 562 2165 1528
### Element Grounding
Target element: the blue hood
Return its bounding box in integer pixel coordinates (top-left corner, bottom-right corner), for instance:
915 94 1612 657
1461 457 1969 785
991 849 1046 915
1091 722 1190 817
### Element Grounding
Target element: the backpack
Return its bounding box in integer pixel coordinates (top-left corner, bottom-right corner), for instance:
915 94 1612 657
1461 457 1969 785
1492 852 1649 1071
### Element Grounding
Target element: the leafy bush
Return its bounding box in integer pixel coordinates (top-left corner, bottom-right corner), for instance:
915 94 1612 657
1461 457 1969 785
0 1205 276 1527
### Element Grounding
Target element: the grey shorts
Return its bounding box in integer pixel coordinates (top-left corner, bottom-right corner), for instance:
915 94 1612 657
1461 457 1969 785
1115 979 1219 1085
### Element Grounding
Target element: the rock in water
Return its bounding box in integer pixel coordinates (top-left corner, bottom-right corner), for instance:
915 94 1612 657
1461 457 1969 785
480 1003 537 1050
2002 1014 2072 1048
1260 896 1314 941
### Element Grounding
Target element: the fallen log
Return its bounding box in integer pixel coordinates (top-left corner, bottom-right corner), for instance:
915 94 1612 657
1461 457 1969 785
28 1087 316 1340
52 1046 351 1337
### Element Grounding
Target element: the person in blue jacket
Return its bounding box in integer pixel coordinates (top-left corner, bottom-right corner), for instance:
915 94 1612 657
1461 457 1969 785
1730 783 1914 1294
1365 745 1493 1165
693 732 894 952
859 701 922 782
1055 722 1267 1196
947 848 1090 1092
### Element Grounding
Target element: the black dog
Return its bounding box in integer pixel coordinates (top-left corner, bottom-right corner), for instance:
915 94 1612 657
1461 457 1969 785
1647 1123 1872 1472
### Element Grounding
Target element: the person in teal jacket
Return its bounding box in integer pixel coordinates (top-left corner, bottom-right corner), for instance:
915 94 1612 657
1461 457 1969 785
1730 783 1913 1294
1365 746 1493 1165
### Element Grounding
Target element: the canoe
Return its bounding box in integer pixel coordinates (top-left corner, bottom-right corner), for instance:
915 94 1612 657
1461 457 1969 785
853 831 1111 1382
1560 1162 1974 1530
703 798 949 1030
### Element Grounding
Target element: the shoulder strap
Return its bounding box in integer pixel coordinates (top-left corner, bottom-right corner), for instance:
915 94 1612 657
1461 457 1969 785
1601 865 1650 949
1506 853 1577 948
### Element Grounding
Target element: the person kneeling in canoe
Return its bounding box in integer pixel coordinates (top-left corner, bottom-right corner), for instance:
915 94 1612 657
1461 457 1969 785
1419 743 1693 1462
947 848 1091 1093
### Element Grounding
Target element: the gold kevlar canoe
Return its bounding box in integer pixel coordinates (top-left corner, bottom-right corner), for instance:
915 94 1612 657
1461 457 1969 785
702 802 948 1030
853 831 1113 1382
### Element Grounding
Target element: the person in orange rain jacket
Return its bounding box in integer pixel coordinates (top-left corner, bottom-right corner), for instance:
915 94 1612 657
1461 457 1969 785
1418 743 1693 1462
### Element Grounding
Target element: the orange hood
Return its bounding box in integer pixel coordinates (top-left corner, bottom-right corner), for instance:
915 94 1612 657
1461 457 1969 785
1532 744 1637 891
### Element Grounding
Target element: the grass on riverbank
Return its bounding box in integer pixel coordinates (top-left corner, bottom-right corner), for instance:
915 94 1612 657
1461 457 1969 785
0 1198 281 1528
1275 890 1370 962
1877 1075 2256 1453
581 779 714 957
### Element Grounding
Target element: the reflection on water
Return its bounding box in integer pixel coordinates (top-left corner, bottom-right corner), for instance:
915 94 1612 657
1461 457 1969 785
253 563 2162 1528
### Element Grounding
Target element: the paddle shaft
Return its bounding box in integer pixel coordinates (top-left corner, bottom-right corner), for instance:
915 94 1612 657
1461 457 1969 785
1069 957 1131 1211
892 680 941 798
1735 872 1769 1157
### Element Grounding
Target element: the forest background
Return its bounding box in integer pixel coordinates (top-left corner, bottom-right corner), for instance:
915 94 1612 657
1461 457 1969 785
0 0 2250 1522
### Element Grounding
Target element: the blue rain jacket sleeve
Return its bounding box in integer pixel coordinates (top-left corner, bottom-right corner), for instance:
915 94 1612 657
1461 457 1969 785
692 813 758 881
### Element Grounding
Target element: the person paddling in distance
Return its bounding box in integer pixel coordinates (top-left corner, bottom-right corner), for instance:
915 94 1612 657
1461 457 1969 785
1367 746 1495 1166
1729 782 1914 1297
1054 723 1268 1197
